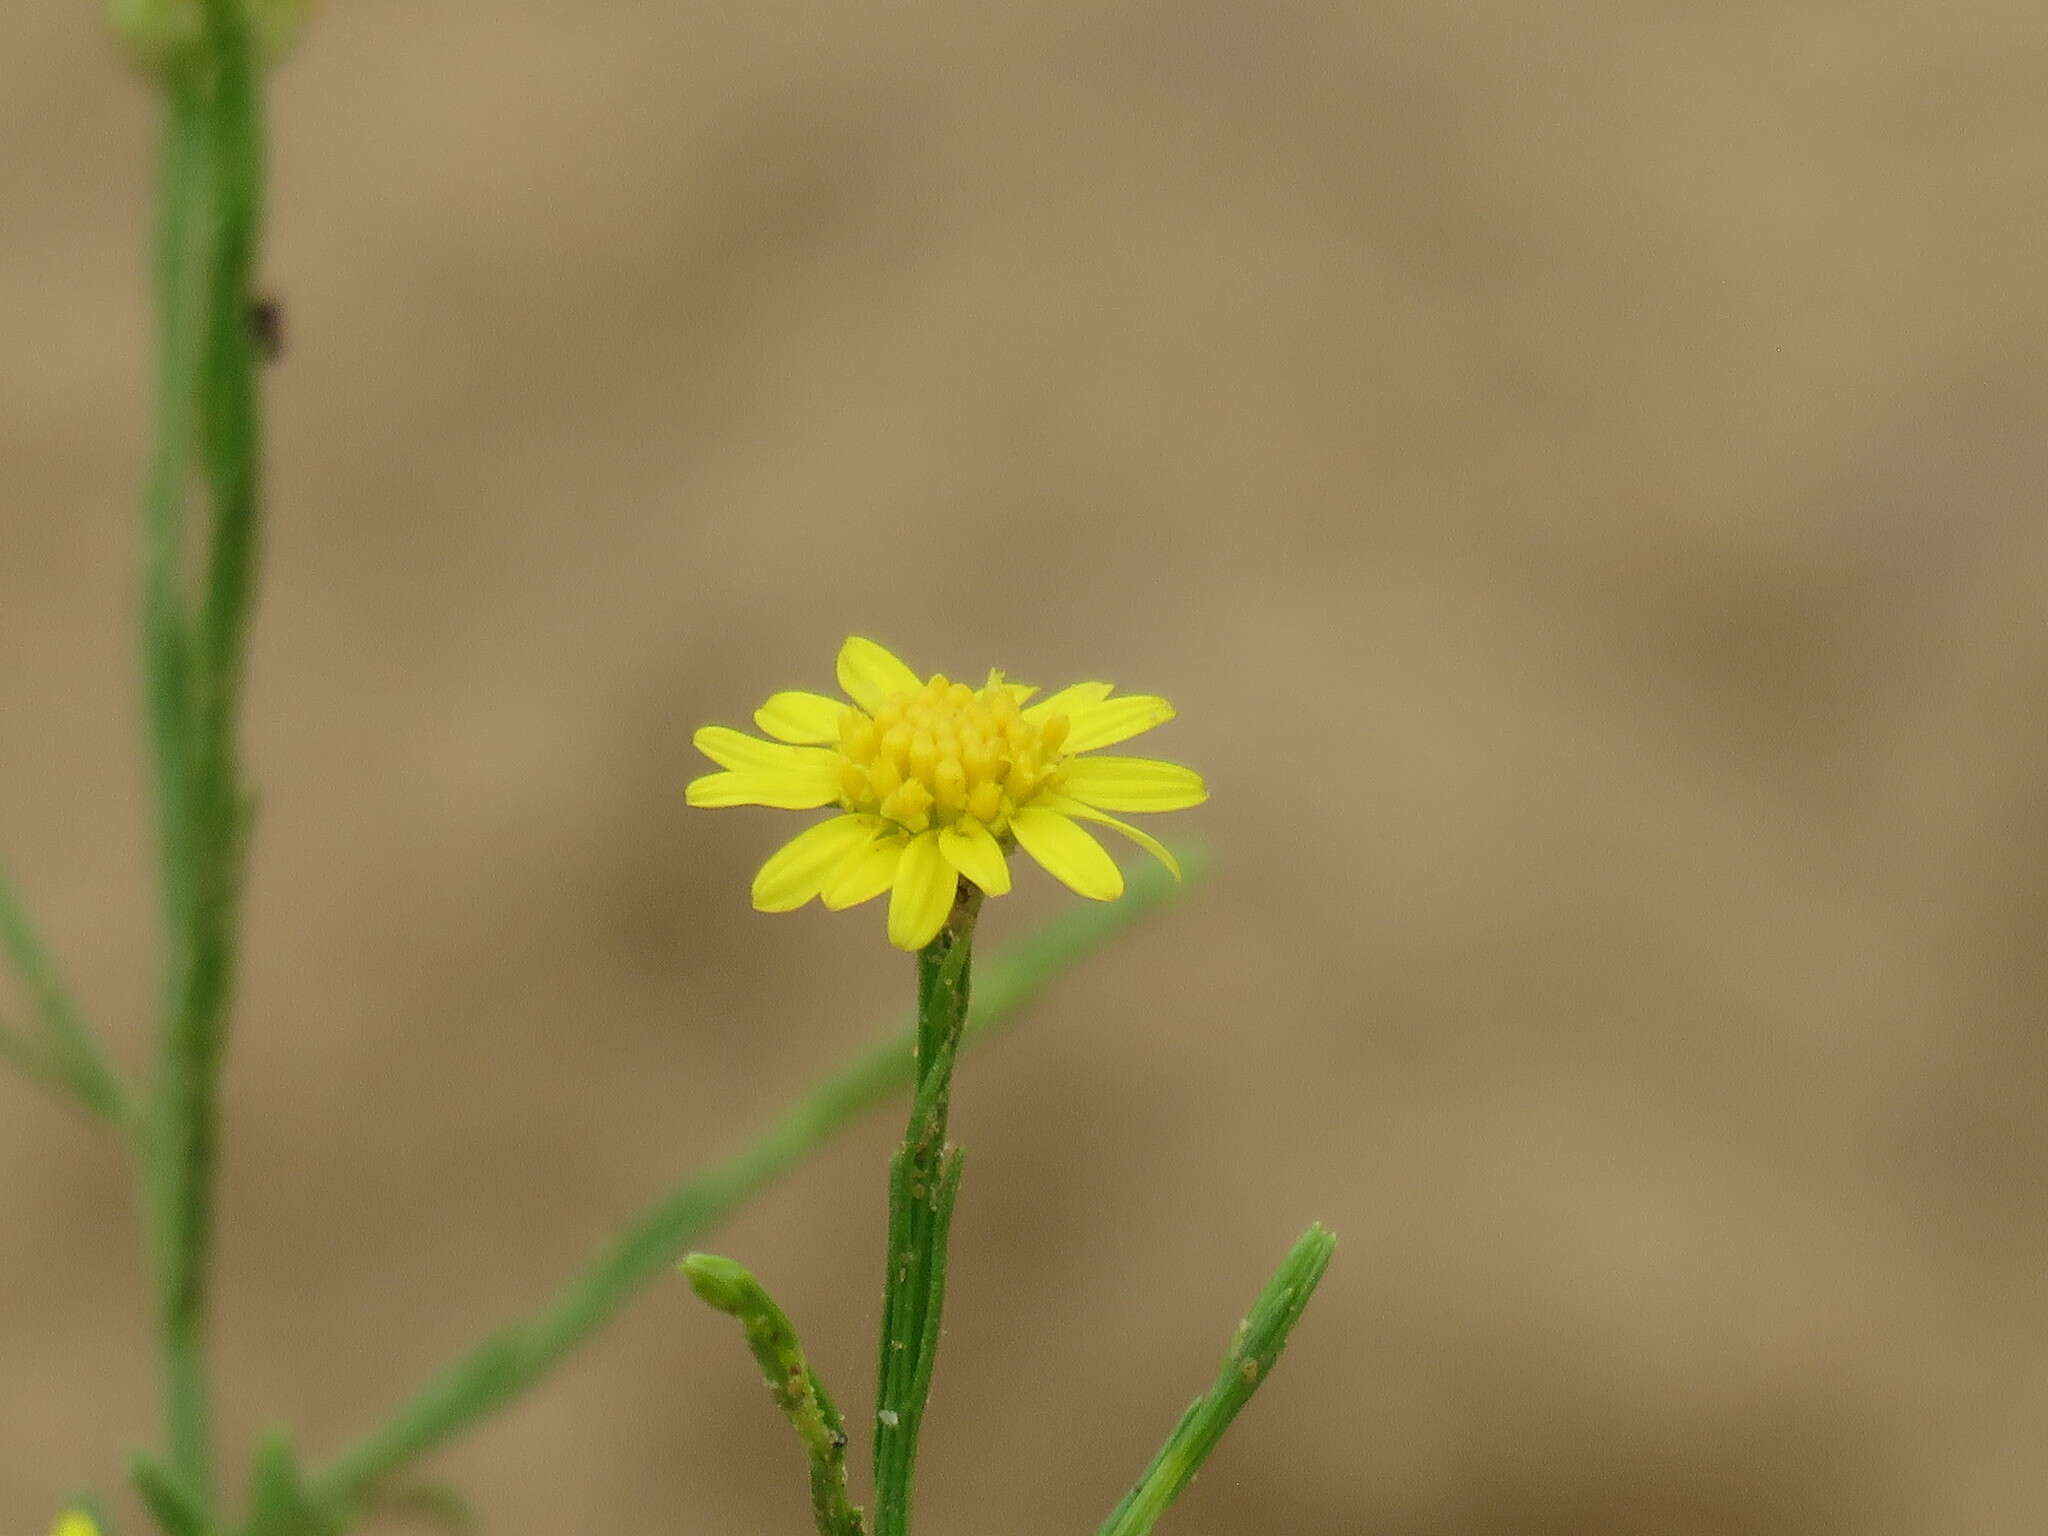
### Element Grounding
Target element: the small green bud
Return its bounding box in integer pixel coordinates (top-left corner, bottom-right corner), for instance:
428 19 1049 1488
680 1252 757 1315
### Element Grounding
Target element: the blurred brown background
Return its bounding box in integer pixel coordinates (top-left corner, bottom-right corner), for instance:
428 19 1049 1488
4 2 2046 1532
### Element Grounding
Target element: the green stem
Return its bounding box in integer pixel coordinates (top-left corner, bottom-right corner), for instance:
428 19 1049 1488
1095 1225 1338 1536
138 81 202 967
683 1254 865 1536
135 0 269 1513
141 73 218 1519
305 858 1196 1516
872 882 981 1536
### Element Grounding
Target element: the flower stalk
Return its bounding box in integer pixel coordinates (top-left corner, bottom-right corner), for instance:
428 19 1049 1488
872 880 982 1536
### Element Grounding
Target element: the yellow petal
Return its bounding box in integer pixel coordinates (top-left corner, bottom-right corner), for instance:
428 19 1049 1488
822 834 906 909
1010 806 1124 901
1044 794 1181 878
754 691 848 744
938 818 1012 896
686 767 841 809
694 725 837 774
1023 681 1113 723
836 636 923 713
1062 694 1176 753
51 1515 99 1536
888 831 957 950
751 814 883 912
1059 755 1207 812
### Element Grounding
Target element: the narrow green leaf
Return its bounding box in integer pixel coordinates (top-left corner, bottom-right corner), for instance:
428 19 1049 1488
1096 1224 1338 1536
0 864 129 1124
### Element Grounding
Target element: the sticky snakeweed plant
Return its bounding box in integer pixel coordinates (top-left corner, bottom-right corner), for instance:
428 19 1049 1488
7 6 1333 1535
682 640 1334 1536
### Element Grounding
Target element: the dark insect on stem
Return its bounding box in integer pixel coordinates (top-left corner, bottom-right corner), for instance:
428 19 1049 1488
247 296 285 362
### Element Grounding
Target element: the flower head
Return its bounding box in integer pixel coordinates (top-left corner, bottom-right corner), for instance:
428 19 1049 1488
50 1513 99 1536
688 637 1205 950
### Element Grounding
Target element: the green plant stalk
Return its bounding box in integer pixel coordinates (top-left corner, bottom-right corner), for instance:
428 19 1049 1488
134 0 270 1514
1095 1224 1337 1536
0 865 131 1124
871 883 981 1536
306 854 1200 1516
682 1254 864 1536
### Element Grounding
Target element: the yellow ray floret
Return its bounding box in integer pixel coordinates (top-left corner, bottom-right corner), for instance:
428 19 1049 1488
51 1513 99 1536
687 636 1205 950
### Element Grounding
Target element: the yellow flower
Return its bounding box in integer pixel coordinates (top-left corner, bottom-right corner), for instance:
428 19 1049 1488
50 1514 99 1536
687 637 1206 950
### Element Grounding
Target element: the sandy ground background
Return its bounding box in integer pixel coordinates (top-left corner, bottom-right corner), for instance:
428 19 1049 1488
4 3 2047 1533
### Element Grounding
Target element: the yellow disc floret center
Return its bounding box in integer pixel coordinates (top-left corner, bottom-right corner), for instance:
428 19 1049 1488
834 673 1069 837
